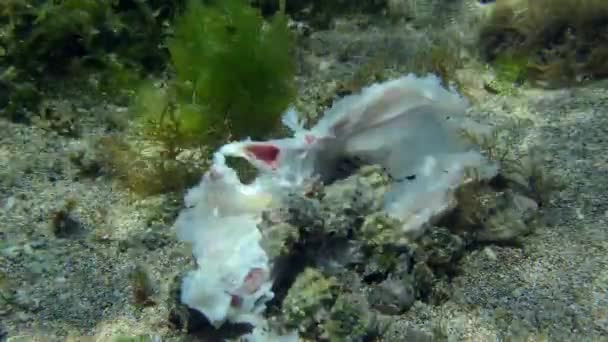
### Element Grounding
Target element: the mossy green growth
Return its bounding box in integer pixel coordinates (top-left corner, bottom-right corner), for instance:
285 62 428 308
483 53 530 96
494 53 529 85
131 82 213 149
168 0 296 141
100 82 210 196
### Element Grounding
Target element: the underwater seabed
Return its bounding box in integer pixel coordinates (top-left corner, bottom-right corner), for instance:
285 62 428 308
2 0 608 340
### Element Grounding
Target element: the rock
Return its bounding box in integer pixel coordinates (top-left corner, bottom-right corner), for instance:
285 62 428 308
323 293 376 341
476 191 539 243
417 227 465 267
369 276 416 314
282 268 338 335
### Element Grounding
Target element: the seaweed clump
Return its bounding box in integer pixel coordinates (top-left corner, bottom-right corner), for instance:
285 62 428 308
168 0 296 141
479 0 608 87
99 84 210 196
101 0 296 196
0 0 184 121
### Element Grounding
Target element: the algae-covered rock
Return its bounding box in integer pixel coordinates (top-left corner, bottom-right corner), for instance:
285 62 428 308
368 276 416 315
259 221 301 260
359 212 407 249
476 191 539 243
259 165 389 251
320 165 389 237
322 293 376 342
282 268 338 335
352 164 392 196
447 175 541 245
281 268 380 341
281 193 325 236
315 241 367 279
260 159 542 336
412 262 434 299
417 227 465 267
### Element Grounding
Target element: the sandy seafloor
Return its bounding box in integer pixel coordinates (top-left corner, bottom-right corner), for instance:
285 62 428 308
1 15 608 342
